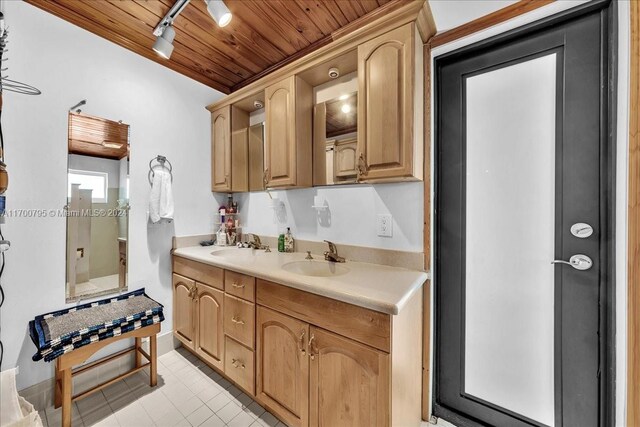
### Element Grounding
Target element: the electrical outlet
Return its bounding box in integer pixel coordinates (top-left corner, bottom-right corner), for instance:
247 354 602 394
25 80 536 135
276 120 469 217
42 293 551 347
377 214 393 237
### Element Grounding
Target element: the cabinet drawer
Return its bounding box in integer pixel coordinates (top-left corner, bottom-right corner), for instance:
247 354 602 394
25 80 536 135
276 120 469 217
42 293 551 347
225 336 255 395
173 256 224 290
225 270 256 302
257 279 391 352
224 294 255 349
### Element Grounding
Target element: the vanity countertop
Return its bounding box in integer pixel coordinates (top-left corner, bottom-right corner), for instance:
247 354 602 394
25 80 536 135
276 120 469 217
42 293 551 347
172 245 428 315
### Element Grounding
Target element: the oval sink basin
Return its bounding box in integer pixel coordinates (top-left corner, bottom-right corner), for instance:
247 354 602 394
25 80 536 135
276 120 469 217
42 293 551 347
282 260 350 277
211 248 263 259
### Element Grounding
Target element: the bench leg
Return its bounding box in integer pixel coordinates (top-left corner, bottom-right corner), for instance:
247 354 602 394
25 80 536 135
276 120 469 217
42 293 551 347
150 334 157 387
54 360 62 409
61 368 72 427
135 337 142 368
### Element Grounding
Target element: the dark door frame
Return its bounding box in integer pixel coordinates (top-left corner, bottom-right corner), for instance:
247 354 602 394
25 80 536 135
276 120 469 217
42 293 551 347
432 1 617 426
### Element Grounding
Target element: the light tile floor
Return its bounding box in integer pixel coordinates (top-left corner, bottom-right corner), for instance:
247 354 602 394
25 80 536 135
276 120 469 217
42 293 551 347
39 347 286 427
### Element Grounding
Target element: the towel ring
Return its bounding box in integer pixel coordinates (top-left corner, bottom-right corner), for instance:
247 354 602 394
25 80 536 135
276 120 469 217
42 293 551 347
148 155 173 185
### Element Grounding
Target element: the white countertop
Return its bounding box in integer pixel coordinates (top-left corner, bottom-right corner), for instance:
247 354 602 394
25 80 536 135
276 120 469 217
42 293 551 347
172 245 428 315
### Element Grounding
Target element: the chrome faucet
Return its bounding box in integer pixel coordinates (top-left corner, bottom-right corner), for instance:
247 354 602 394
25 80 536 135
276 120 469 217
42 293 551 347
323 240 345 263
247 234 262 250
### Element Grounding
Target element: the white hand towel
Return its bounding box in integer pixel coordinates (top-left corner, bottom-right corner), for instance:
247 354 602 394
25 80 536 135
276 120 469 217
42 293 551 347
149 168 174 223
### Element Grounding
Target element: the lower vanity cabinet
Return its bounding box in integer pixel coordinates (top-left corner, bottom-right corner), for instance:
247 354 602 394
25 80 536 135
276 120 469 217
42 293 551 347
195 283 225 371
256 306 310 427
172 273 196 350
309 327 389 427
173 257 423 427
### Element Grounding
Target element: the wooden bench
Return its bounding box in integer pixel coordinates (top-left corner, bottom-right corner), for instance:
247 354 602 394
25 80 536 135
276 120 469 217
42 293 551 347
54 323 160 427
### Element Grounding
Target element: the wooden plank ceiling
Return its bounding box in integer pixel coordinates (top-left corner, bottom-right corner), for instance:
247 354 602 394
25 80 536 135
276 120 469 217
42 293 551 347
25 0 408 94
68 112 130 160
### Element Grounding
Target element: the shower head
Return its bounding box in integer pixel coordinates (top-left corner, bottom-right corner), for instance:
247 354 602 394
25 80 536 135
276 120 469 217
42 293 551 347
69 99 86 112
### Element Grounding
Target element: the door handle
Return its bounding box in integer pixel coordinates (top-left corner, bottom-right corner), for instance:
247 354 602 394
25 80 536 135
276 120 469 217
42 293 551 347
298 330 306 355
551 254 593 271
231 316 245 325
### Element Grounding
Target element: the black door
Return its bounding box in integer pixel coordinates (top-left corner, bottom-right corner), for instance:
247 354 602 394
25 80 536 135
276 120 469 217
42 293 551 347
435 3 612 427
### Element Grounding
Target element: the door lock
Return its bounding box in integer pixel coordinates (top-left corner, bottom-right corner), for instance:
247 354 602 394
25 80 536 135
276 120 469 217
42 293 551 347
570 223 593 238
551 254 593 271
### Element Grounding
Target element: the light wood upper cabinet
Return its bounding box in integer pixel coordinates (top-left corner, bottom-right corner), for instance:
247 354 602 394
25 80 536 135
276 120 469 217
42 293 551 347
211 105 232 192
265 76 312 189
309 327 389 427
195 283 225 371
357 23 423 182
173 274 196 350
256 306 309 427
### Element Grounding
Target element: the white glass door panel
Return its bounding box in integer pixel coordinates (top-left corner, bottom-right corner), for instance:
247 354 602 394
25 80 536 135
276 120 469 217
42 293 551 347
464 53 557 426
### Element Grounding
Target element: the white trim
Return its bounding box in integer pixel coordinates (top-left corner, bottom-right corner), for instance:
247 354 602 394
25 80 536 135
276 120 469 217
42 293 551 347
615 1 630 425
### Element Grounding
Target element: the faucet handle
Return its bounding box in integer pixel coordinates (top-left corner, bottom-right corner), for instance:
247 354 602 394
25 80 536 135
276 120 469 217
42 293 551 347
305 251 313 260
323 240 337 254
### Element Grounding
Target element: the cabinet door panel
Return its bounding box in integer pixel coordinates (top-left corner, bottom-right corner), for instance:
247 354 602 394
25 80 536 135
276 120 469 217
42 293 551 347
257 306 309 427
358 24 414 181
334 140 358 179
309 327 389 427
212 105 232 191
173 274 195 350
265 77 296 187
196 283 224 370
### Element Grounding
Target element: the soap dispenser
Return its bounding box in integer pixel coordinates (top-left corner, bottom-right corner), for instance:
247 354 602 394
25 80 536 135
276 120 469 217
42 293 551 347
284 227 294 253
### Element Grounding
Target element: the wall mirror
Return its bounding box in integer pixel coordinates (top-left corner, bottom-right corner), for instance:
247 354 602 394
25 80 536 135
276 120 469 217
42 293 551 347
66 112 130 302
313 91 358 186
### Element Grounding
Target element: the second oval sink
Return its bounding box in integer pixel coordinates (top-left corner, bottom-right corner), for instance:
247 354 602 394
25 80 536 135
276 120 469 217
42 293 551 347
281 260 349 277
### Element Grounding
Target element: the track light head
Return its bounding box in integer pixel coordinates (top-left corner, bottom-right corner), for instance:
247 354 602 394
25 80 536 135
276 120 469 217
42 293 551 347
205 0 232 27
153 25 176 59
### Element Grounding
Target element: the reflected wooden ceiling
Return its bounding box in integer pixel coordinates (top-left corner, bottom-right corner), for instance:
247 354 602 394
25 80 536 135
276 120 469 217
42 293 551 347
25 0 411 94
68 112 130 160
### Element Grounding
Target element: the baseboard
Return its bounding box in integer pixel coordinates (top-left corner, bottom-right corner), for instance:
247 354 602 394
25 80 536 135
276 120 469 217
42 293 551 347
19 331 178 412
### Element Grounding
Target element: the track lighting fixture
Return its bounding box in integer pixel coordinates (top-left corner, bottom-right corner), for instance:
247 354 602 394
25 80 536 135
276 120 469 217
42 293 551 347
151 0 232 59
153 25 176 59
204 0 232 27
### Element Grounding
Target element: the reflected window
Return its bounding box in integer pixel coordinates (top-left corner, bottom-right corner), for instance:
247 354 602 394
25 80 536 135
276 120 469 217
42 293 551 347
68 169 109 203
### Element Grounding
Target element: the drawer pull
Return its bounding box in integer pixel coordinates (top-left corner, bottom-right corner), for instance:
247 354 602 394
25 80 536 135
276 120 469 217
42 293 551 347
231 358 245 369
231 282 245 289
231 316 245 325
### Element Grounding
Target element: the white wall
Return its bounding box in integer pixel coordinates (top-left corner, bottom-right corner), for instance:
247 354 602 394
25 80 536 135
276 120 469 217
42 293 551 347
233 182 424 252
0 1 222 390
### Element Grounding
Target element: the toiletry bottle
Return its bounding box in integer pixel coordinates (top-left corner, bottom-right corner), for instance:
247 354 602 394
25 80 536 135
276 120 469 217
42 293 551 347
278 233 285 252
284 227 294 253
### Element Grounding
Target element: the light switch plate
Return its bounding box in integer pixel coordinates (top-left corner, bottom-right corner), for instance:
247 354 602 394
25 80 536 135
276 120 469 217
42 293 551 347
377 214 393 237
